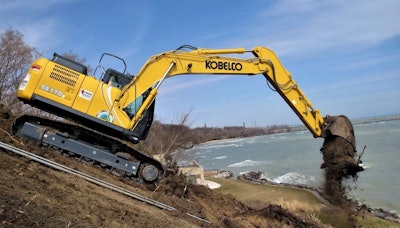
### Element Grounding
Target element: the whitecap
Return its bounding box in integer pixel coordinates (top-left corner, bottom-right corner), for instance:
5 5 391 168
260 172 272 181
228 159 270 168
272 172 310 185
359 162 372 169
213 155 227 160
200 143 242 150
295 130 307 135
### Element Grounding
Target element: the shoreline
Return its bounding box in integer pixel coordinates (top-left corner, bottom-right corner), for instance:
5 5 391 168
232 171 400 223
191 118 400 223
204 169 399 223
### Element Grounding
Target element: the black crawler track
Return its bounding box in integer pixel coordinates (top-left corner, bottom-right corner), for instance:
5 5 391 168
12 115 164 184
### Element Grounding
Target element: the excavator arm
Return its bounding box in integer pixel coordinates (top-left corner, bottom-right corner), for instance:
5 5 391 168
122 45 363 180
121 46 325 138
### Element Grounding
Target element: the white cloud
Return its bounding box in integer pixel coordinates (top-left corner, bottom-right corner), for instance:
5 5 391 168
333 53 400 71
159 76 227 95
229 0 400 57
0 0 77 53
309 70 400 96
0 18 62 55
21 20 62 53
0 0 77 12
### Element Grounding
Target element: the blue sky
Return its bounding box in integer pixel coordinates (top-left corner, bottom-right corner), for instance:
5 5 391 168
1 0 399 128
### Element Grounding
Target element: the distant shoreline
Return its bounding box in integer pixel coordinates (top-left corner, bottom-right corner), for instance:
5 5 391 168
197 115 400 147
352 114 400 125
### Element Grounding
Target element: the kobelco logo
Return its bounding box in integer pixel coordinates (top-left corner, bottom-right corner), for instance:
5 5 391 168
205 60 243 71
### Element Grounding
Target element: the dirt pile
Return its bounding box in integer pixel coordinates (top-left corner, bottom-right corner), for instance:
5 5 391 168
0 104 325 227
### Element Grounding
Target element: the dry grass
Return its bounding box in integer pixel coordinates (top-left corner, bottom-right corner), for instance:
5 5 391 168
208 176 322 207
208 176 400 227
272 197 322 213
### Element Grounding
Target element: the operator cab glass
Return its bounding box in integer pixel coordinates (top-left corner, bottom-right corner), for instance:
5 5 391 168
102 68 132 88
122 89 152 119
123 94 144 118
100 68 144 118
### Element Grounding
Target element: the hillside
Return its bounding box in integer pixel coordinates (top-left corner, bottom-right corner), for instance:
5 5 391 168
0 105 325 227
0 105 398 227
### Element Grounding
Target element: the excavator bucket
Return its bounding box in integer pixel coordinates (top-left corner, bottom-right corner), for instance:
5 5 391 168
320 115 364 178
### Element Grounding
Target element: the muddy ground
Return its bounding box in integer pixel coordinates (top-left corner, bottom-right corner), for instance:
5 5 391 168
0 105 393 227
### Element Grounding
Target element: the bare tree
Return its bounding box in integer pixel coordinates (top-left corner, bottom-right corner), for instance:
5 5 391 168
137 110 195 173
141 110 193 153
62 50 93 74
0 28 39 110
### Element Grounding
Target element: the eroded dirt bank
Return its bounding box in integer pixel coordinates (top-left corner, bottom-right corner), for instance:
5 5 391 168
0 105 397 227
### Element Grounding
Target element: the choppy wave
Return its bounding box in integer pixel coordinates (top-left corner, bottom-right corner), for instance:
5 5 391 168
238 171 313 185
269 135 287 140
272 172 315 185
197 136 262 151
199 143 242 150
359 162 372 169
228 159 270 168
213 155 227 160
238 171 271 181
295 130 308 135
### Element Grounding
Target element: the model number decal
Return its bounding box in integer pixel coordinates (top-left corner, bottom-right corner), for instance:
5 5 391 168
40 84 65 98
205 60 242 71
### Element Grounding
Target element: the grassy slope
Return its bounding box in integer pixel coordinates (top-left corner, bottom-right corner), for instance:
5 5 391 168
207 174 399 228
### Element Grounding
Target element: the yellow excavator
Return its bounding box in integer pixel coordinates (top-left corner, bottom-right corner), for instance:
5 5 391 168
14 45 363 183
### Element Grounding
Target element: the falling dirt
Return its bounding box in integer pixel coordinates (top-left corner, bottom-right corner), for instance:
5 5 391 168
320 115 364 207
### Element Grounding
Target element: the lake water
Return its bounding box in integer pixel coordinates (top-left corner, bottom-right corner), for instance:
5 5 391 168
186 119 400 214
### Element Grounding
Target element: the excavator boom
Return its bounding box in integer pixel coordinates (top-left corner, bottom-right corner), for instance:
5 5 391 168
122 46 325 137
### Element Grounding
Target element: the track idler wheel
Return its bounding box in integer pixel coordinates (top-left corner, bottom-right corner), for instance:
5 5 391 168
142 165 159 183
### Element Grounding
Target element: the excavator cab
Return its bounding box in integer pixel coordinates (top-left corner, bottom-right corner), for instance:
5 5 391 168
93 53 153 136
95 52 129 84
102 68 133 88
